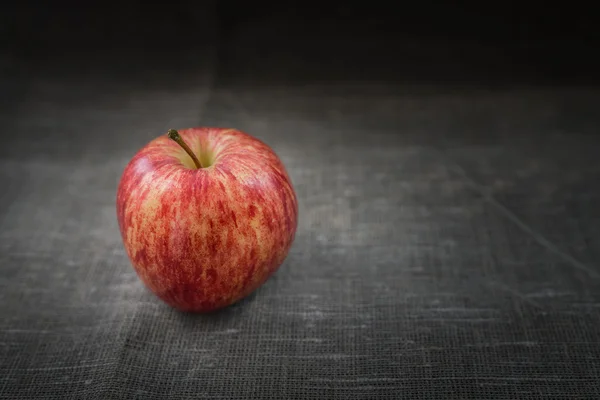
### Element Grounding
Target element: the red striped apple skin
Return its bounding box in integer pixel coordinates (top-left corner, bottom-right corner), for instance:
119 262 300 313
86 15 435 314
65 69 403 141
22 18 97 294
116 127 298 312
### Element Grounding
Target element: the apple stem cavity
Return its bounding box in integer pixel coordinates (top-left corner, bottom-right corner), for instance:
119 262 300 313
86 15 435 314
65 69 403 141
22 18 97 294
167 129 203 169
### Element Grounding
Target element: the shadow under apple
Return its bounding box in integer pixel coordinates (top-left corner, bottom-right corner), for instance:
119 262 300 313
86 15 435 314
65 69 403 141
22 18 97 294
148 273 279 326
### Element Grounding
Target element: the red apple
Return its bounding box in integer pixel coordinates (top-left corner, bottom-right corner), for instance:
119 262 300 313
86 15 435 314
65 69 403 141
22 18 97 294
116 127 298 312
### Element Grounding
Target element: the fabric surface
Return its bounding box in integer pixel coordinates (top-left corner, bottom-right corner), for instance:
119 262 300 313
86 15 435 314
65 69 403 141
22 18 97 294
2 11 600 399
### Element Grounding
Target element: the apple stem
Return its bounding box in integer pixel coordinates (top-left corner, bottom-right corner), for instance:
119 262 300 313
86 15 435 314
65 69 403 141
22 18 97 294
167 129 203 169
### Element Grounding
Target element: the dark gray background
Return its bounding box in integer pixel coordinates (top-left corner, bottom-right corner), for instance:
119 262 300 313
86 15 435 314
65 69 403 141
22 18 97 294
1 3 599 399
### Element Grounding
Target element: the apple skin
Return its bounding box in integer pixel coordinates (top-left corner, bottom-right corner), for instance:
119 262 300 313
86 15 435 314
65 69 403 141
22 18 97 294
116 127 298 312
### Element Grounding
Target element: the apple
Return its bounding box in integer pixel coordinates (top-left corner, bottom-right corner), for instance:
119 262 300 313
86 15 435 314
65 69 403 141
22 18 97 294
116 127 298 312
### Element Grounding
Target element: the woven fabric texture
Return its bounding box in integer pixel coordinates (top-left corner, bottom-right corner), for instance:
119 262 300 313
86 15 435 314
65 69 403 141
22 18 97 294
1 13 600 399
